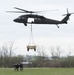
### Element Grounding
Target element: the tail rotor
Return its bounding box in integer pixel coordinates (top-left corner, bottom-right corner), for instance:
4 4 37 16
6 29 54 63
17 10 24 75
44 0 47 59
63 8 74 16
62 8 74 20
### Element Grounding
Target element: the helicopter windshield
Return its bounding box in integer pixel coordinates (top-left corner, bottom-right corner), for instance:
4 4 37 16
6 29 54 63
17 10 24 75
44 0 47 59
18 16 25 19
18 16 21 19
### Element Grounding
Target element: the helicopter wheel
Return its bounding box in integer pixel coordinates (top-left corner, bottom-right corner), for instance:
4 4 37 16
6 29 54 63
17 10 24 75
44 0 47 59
34 48 36 51
56 25 59 28
27 48 29 51
24 23 27 26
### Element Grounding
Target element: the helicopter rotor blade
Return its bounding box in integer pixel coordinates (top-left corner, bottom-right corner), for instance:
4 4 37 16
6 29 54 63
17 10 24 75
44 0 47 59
14 7 36 13
7 7 59 14
6 11 26 13
14 7 59 13
14 7 28 12
67 8 69 14
70 13 74 14
62 12 74 16
35 9 59 13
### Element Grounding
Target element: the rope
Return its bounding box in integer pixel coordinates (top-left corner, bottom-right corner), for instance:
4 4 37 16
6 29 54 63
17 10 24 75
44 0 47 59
29 24 35 45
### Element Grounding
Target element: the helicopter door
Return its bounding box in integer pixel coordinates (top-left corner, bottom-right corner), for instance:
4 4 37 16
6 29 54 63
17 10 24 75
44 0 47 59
28 18 34 23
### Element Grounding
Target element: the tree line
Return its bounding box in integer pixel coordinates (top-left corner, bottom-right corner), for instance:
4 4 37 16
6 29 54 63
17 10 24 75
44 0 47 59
0 42 74 68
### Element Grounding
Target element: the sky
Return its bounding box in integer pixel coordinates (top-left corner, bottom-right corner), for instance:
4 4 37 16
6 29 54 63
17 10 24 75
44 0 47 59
0 0 74 56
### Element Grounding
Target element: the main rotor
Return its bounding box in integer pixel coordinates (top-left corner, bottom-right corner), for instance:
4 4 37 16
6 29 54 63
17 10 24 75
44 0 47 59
7 7 59 14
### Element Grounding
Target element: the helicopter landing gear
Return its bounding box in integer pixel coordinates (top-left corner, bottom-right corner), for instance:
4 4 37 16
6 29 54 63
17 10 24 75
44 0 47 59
23 23 27 26
56 24 59 28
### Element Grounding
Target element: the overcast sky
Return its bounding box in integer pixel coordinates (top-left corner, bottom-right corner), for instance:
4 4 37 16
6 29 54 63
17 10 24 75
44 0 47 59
0 0 74 56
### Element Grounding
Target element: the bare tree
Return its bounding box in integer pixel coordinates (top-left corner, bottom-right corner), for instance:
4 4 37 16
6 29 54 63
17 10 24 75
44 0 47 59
56 46 61 58
67 46 72 57
0 48 3 67
35 46 49 67
50 46 61 60
8 41 15 57
0 42 16 67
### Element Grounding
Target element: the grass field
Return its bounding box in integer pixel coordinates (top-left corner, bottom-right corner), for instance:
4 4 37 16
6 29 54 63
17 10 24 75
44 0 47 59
0 68 74 75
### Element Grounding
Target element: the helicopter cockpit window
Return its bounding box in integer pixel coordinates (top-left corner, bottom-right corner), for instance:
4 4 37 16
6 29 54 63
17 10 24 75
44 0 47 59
18 16 25 19
35 18 41 20
18 16 21 19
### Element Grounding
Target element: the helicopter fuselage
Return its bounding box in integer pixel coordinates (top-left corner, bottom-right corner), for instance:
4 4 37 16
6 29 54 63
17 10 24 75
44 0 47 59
14 14 67 27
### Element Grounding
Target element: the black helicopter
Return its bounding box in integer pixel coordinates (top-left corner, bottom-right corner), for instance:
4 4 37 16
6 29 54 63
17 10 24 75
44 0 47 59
7 7 74 28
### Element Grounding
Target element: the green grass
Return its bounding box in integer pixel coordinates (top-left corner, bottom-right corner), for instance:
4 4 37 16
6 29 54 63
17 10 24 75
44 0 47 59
0 68 74 75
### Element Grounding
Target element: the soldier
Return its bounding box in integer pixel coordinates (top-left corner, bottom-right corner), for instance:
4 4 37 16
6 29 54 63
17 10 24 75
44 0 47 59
14 64 19 71
19 63 23 71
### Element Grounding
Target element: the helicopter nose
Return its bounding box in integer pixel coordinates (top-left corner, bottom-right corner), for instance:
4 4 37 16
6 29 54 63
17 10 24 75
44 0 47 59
13 18 18 22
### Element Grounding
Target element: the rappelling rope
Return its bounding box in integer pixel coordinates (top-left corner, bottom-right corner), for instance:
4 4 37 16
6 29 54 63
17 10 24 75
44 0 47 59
29 24 35 45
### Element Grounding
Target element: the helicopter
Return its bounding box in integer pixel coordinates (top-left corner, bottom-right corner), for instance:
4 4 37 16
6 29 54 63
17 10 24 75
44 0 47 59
7 7 74 28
